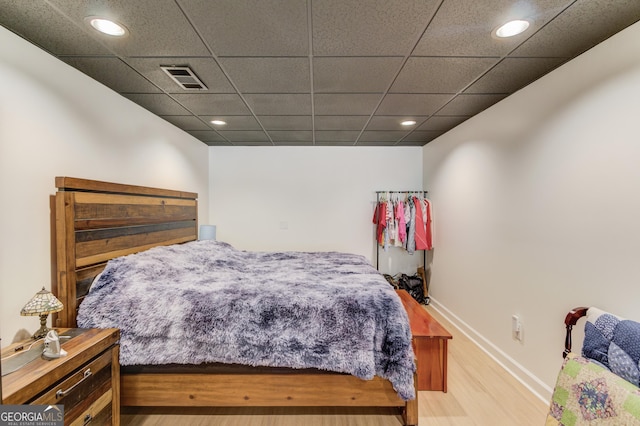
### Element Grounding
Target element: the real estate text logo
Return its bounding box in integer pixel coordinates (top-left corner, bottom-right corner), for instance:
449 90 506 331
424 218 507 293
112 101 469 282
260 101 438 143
0 405 63 426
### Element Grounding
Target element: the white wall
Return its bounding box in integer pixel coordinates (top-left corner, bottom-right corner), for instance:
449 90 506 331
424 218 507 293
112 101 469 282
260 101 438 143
0 27 209 343
209 146 424 274
423 21 640 401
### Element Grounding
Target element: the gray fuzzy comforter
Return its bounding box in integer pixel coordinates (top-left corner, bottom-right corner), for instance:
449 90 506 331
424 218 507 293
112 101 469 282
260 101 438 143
77 240 415 400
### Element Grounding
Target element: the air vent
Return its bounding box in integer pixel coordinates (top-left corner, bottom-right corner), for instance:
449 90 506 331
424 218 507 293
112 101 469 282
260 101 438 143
160 66 208 91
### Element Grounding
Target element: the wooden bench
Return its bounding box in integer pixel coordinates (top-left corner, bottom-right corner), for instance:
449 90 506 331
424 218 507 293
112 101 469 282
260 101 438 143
396 290 452 392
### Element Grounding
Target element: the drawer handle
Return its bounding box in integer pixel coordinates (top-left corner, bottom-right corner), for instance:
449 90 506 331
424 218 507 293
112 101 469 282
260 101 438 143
56 368 92 399
83 413 93 425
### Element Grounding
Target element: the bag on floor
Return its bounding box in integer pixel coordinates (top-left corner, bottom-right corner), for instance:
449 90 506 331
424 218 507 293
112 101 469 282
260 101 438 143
398 273 426 304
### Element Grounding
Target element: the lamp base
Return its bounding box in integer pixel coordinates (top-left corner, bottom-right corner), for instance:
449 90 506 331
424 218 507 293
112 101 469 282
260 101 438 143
32 313 51 340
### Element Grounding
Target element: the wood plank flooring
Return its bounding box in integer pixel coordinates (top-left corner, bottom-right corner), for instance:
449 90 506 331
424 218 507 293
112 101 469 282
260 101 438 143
120 305 549 426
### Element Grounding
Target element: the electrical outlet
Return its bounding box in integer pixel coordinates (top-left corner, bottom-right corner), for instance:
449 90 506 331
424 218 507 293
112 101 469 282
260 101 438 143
512 315 522 341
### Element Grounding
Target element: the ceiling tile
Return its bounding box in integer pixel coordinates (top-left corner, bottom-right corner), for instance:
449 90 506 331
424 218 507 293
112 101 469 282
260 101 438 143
376 94 453 115
61 57 161 93
171 94 251 115
123 93 191 115
401 130 445 143
359 131 411 142
313 57 403 93
180 0 308 56
243 94 312 115
187 130 227 142
126 57 235 94
315 141 357 146
48 0 210 56
465 57 566 94
314 131 361 142
258 116 313 130
396 140 429 146
274 141 314 146
355 141 398 146
161 115 212 131
314 94 382 115
391 57 499 93
366 116 427 131
199 116 262 131
512 0 640 57
437 94 507 115
413 0 569 57
312 0 440 55
0 1 111 55
217 130 271 142
417 116 470 131
268 131 313 142
219 58 309 93
314 116 370 131
231 141 274 146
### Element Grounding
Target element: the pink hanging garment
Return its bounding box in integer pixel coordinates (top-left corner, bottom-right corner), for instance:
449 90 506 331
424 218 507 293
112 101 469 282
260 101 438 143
413 196 428 250
372 201 387 246
423 198 433 250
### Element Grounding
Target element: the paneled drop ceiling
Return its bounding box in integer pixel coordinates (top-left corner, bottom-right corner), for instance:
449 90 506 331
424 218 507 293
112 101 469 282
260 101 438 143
2 0 639 146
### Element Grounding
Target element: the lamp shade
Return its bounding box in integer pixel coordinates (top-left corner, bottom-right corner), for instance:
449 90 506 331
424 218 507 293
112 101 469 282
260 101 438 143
199 225 217 241
21 287 64 340
20 287 63 316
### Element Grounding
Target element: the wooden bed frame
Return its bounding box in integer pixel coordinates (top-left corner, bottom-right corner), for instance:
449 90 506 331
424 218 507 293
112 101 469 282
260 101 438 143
51 177 418 425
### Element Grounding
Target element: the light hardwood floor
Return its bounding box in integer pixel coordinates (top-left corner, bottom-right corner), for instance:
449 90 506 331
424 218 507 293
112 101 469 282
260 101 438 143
121 306 549 426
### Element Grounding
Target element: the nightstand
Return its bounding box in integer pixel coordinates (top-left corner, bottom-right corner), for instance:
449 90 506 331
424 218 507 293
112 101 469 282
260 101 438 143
1 328 120 426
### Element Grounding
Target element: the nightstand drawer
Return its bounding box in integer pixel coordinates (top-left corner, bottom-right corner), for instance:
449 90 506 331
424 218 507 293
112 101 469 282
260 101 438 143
31 349 112 423
70 390 112 426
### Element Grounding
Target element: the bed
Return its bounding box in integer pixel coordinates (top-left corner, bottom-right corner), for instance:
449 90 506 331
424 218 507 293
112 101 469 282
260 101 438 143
51 177 418 425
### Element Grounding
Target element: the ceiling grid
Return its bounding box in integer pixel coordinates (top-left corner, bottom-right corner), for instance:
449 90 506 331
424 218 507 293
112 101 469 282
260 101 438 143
1 0 639 146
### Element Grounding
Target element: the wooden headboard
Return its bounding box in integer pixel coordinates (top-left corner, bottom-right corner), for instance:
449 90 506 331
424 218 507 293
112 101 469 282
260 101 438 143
52 177 198 327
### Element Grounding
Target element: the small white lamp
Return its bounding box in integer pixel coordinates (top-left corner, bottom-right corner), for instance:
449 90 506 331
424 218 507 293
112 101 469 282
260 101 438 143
199 225 217 241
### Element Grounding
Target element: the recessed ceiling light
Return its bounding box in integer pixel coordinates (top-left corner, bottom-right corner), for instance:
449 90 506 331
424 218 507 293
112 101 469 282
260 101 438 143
401 120 417 126
494 20 530 38
86 17 128 37
210 120 227 126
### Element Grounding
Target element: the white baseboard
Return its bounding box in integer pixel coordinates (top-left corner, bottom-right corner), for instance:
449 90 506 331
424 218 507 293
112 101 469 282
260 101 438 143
429 297 553 404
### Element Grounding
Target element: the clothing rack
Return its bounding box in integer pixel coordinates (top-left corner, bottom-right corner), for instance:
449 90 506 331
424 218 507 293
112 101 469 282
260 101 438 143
375 190 428 195
374 190 428 271
375 191 428 192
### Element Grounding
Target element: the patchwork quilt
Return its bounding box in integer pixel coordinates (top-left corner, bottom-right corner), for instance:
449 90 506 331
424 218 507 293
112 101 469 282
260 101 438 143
546 353 640 425
583 307 640 387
